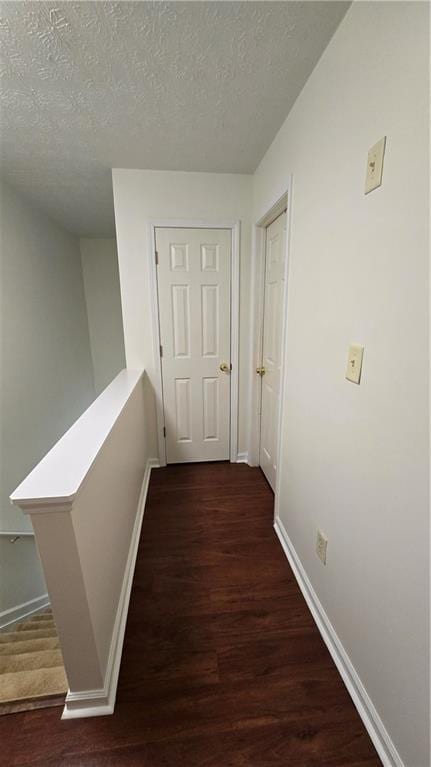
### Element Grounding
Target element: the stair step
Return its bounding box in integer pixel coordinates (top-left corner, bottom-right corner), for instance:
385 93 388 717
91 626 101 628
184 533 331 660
0 649 63 674
0 637 60 655
0 607 66 711
16 620 55 632
0 666 67 703
0 628 57 644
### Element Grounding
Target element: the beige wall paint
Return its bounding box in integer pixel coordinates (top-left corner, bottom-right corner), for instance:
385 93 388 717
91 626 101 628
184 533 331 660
253 3 429 765
80 238 126 395
112 169 253 458
0 180 95 616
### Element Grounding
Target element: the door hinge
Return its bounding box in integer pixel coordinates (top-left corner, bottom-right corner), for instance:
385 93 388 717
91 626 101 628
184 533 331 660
155 251 159 266
159 344 163 357
163 426 166 438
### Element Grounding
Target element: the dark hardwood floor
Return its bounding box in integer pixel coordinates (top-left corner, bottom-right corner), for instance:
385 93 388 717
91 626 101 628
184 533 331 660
2 463 380 766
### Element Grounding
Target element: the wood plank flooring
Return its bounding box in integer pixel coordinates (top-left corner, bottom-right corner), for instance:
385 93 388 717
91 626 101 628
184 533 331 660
1 463 381 766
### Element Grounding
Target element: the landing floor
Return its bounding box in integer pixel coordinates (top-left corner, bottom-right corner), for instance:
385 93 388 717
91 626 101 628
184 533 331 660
2 463 380 766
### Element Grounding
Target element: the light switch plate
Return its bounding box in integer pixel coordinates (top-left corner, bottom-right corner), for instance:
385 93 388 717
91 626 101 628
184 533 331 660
365 136 386 194
316 530 328 565
346 344 364 384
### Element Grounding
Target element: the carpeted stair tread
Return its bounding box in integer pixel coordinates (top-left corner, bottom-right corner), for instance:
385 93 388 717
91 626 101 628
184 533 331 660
0 666 67 703
0 695 65 715
16 620 55 632
0 628 57 643
0 637 60 656
0 649 64 674
0 610 66 713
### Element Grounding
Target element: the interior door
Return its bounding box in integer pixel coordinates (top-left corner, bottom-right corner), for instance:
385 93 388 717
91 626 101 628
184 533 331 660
155 227 231 463
259 212 286 490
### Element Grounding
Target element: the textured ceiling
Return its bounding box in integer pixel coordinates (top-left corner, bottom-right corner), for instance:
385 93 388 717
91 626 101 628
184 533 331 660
0 1 350 236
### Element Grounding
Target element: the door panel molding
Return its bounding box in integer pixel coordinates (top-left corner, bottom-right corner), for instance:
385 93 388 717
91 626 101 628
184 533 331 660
259 212 286 490
248 178 293 498
148 219 240 466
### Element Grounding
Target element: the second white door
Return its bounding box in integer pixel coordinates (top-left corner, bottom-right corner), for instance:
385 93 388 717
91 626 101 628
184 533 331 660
259 211 286 490
156 227 231 463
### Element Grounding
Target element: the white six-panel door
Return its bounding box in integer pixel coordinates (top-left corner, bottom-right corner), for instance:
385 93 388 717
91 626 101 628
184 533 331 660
155 228 231 463
259 212 286 490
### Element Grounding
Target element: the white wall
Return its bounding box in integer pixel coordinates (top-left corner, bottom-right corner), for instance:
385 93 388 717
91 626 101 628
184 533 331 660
253 3 429 765
110 6 429 761
0 538 47 626
112 169 253 458
0 180 95 616
80 238 126 395
23 371 152 716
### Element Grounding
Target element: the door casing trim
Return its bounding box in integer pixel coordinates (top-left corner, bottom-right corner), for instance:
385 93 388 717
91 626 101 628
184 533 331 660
148 219 240 467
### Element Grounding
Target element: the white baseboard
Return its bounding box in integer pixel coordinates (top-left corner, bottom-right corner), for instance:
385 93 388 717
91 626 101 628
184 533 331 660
0 594 50 631
236 452 249 464
273 517 403 767
62 457 159 720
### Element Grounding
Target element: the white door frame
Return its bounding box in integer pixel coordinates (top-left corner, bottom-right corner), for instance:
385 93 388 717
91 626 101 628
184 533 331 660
248 178 293 493
148 219 240 467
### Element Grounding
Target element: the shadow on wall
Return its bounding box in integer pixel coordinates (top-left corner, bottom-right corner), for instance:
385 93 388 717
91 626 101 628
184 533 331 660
0 180 105 622
80 238 126 396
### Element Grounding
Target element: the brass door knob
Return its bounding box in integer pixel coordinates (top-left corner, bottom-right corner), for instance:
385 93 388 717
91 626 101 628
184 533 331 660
220 362 230 372
256 366 266 376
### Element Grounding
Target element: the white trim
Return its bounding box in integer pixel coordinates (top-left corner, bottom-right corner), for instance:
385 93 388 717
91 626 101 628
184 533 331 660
148 219 240 466
10 370 144 512
256 195 288 229
148 224 168 467
0 594 50 631
62 457 159 719
229 221 240 463
18 500 74 515
148 218 240 230
248 182 292 469
248 225 266 466
236 452 249 464
273 177 294 514
274 516 404 767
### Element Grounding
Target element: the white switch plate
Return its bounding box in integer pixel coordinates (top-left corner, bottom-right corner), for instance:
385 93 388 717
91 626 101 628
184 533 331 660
346 344 364 384
316 530 328 565
365 136 386 194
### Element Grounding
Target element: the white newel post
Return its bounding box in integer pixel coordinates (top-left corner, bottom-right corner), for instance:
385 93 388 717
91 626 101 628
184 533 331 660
22 505 104 695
